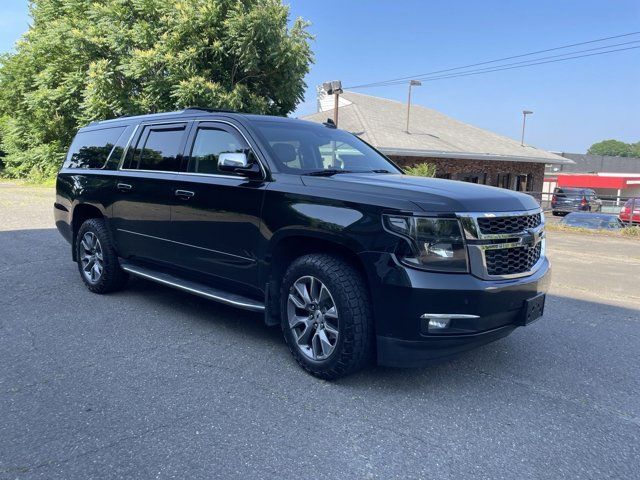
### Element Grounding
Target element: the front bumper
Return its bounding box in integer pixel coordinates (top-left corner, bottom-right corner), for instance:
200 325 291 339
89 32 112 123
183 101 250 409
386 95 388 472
358 252 551 368
377 324 518 367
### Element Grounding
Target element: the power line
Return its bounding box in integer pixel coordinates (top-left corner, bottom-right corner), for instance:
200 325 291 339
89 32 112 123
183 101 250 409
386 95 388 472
363 40 640 87
379 45 640 85
346 31 640 89
358 42 640 88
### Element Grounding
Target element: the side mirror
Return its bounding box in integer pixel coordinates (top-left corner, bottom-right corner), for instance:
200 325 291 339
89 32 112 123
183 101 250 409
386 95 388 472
218 152 249 170
218 152 263 179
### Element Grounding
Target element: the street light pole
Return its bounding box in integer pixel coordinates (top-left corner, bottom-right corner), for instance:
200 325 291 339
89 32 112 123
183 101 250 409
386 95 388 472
521 110 533 146
405 80 422 133
322 80 343 127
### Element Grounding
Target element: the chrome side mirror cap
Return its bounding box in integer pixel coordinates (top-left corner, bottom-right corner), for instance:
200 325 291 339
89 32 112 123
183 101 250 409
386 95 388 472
218 152 249 170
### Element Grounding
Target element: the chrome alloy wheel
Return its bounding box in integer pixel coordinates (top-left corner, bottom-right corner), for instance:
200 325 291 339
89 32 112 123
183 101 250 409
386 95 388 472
80 232 104 284
287 275 339 361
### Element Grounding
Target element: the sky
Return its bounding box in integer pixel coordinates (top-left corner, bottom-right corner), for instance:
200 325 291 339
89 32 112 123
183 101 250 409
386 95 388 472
1 0 638 153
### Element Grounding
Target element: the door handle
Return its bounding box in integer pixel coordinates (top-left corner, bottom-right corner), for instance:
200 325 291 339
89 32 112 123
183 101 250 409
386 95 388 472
117 183 132 191
175 189 195 200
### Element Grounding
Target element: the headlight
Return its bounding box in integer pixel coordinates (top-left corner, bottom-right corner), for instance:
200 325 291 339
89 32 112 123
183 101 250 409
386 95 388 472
383 215 468 272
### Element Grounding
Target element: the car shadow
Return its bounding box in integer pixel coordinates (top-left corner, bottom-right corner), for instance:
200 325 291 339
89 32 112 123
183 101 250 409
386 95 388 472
3 227 639 396
124 272 640 397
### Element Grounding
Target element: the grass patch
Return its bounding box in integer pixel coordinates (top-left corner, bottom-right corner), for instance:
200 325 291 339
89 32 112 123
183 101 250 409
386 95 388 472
0 177 56 187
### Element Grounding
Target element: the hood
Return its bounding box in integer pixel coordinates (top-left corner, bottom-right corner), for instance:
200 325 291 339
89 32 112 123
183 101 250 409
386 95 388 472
300 173 540 213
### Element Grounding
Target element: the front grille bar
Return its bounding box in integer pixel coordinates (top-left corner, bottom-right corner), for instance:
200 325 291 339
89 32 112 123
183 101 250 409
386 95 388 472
457 209 546 280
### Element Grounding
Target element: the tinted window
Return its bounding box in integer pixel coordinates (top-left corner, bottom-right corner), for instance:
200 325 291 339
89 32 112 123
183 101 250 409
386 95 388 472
555 188 580 198
134 126 185 172
64 127 126 169
188 128 245 175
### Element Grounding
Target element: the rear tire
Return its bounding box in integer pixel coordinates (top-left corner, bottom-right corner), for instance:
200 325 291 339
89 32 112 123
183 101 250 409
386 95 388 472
281 254 373 380
76 218 128 294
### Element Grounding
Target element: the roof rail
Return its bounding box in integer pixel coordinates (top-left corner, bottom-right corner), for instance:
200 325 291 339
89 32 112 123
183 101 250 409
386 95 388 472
184 106 239 114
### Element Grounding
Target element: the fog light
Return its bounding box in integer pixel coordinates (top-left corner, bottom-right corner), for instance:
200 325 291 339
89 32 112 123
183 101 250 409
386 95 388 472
428 318 450 330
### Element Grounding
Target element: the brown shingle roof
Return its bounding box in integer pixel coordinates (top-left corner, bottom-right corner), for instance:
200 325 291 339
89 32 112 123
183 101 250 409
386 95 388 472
302 91 571 164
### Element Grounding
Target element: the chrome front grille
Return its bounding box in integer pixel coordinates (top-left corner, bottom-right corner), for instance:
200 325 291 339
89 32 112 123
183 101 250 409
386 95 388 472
485 242 542 276
477 213 541 235
457 209 546 280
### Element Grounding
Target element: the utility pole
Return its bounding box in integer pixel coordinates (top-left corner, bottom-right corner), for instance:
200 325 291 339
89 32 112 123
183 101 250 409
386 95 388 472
323 80 343 127
521 110 533 146
405 80 422 133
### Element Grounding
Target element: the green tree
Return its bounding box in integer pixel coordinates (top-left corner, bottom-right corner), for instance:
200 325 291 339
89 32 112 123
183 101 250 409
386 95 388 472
0 0 313 180
587 139 639 157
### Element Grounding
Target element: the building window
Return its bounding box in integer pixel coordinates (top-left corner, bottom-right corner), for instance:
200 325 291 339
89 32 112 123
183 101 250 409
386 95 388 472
515 174 533 192
496 173 511 189
460 173 487 184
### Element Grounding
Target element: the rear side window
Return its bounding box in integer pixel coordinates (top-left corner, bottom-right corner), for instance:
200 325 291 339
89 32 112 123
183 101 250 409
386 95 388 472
64 127 126 169
126 124 187 172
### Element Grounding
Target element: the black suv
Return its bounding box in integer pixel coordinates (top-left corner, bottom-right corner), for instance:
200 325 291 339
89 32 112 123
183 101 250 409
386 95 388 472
55 108 550 379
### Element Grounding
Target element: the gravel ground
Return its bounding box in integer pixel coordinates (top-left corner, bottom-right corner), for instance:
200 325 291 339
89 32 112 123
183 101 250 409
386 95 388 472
1 183 639 479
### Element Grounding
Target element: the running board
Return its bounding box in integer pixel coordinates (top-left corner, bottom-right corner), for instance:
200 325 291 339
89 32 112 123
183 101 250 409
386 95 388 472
121 262 265 312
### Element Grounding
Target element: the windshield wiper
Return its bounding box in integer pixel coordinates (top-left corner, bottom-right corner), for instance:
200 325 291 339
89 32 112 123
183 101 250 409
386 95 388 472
302 169 355 177
369 169 393 173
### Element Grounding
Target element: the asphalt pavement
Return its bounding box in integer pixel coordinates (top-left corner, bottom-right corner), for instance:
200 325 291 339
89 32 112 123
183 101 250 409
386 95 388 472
1 183 639 479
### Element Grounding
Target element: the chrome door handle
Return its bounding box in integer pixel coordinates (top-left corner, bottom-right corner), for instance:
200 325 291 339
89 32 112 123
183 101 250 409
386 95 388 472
117 183 132 191
175 189 195 200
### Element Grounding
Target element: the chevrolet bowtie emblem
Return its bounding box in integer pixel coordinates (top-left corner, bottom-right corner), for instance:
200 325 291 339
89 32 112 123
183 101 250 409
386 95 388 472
521 228 540 247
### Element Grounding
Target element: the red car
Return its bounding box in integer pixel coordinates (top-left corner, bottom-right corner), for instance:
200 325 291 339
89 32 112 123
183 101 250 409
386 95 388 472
619 198 640 225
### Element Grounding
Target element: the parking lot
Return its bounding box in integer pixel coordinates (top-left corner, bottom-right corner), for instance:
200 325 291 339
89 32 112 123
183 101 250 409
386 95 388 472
1 183 639 479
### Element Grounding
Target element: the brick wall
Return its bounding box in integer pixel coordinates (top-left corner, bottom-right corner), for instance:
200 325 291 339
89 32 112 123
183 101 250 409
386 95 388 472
389 156 546 192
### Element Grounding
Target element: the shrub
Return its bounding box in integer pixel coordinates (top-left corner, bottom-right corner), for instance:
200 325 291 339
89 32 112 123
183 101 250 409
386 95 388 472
404 162 436 177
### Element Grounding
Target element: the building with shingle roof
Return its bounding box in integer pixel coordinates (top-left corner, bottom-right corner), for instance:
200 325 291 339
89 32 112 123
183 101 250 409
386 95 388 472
302 91 571 193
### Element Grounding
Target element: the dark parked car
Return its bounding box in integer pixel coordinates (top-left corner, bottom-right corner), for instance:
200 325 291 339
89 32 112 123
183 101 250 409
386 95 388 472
560 212 623 230
551 187 602 215
55 108 549 379
618 198 640 226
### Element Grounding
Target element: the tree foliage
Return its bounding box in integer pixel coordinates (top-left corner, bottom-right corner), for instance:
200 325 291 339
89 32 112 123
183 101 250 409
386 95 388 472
587 139 640 158
0 0 313 180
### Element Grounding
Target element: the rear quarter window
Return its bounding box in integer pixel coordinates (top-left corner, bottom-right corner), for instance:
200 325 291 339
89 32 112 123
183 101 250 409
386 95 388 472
64 126 127 169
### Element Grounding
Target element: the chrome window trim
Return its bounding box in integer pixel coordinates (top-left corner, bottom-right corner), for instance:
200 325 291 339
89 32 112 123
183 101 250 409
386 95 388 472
116 119 268 180
117 123 140 169
456 208 545 280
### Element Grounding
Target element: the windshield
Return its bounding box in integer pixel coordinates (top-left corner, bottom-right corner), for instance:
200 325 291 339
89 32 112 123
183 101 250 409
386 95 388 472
253 121 401 174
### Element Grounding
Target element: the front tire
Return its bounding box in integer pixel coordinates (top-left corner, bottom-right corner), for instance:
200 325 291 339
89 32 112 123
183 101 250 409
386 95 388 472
281 254 373 380
76 218 128 294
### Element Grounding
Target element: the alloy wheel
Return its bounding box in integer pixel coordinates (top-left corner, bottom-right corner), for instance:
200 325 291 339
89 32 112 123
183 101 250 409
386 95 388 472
80 232 104 284
287 275 339 361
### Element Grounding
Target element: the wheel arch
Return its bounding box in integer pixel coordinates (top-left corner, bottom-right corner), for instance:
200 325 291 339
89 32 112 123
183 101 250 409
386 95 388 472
71 203 106 261
262 230 371 326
